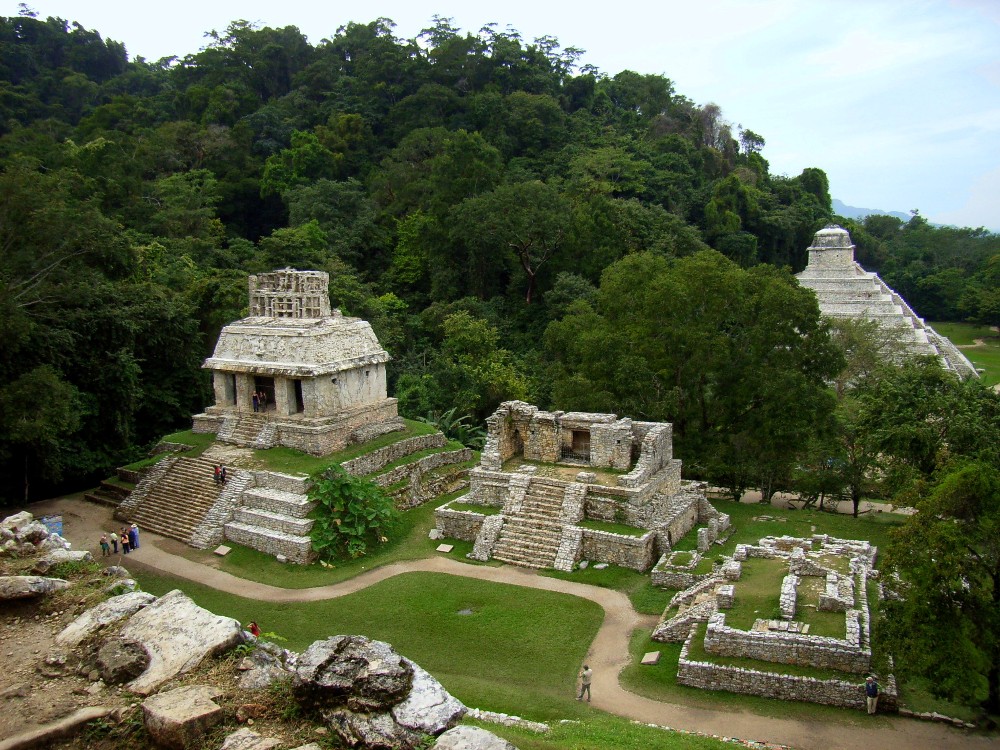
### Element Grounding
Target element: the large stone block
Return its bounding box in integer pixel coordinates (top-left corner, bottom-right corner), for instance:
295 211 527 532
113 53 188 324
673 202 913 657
142 685 223 750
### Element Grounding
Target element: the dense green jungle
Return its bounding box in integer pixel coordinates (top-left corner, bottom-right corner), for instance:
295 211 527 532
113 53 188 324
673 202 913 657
0 12 997 506
1 11 999 715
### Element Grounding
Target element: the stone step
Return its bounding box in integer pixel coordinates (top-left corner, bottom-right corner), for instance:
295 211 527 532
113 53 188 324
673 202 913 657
242 487 315 517
233 508 313 536
492 547 555 568
224 522 314 564
501 520 562 537
494 536 561 556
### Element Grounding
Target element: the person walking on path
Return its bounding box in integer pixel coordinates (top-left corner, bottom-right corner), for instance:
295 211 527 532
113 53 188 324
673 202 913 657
99 534 110 557
865 676 879 714
129 523 139 550
110 531 118 554
120 529 131 555
577 664 593 702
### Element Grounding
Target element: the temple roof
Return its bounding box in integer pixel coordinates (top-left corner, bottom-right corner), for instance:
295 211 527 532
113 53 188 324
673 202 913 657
203 314 390 377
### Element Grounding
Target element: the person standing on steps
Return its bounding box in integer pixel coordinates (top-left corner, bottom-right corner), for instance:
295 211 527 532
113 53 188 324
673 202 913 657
865 675 879 714
220 466 227 485
214 464 221 485
252 391 259 413
577 664 593 701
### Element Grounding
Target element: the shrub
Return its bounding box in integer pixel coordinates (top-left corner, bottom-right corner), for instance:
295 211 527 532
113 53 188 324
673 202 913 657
308 466 399 559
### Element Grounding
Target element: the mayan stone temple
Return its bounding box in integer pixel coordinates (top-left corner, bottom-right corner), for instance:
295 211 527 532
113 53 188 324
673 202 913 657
117 270 407 563
193 269 401 454
796 225 978 378
434 401 726 571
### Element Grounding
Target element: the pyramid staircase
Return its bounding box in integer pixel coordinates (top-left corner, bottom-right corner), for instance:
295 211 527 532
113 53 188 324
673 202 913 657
218 412 274 448
127 456 223 544
796 263 977 377
223 476 317 564
492 477 566 569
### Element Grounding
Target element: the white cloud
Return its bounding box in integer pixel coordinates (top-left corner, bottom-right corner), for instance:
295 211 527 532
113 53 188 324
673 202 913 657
932 165 1000 230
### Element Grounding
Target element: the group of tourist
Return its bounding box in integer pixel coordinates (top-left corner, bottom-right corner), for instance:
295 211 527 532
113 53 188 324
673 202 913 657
99 523 140 556
213 465 228 485
251 390 268 413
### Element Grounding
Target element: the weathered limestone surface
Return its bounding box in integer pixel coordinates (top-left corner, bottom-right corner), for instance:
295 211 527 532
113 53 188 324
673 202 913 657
0 575 70 600
219 727 284 750
55 591 156 648
119 589 244 695
142 685 224 750
391 660 465 735
433 725 520 750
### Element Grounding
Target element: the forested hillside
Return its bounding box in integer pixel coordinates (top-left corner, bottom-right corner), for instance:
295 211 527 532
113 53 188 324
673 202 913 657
0 13 996 505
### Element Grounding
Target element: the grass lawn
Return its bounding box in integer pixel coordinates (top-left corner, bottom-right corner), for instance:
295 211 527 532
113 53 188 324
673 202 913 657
719 557 786 630
253 419 439 475
708 499 905 557
931 320 1000 386
543 564 674 615
476 716 734 750
132 569 603 721
577 518 648 537
191 493 466 588
120 430 216 470
445 502 503 516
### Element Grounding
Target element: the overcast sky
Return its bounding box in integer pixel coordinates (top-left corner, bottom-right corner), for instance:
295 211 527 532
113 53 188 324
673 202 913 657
12 0 1000 231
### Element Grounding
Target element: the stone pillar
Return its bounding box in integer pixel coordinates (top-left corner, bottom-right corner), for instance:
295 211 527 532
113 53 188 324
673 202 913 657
697 527 710 553
273 377 293 416
212 371 236 408
235 374 256 412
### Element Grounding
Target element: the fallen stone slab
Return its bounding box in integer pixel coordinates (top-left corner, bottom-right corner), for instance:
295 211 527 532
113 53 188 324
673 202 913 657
0 575 70 600
14 521 50 544
433 725 519 750
32 549 93 574
219 727 283 750
323 707 422 750
0 706 113 750
1 511 33 530
295 635 413 712
97 637 151 684
391 659 465 735
56 591 157 648
119 589 243 695
142 685 223 750
640 651 661 665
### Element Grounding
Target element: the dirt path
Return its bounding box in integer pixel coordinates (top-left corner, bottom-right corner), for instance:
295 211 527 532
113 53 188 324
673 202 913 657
18 495 995 750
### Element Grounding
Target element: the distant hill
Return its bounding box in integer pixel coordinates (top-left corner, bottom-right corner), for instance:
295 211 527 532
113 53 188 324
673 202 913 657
832 199 910 222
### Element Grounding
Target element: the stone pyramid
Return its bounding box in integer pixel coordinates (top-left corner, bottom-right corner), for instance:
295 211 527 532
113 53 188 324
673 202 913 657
796 225 978 379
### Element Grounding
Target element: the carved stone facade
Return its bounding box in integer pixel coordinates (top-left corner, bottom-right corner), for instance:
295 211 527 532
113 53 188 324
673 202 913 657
796 225 977 379
192 270 401 455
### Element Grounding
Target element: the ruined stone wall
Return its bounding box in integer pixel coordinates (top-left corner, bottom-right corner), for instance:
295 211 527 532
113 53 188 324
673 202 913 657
578 528 657 571
618 424 672 487
589 419 633 470
339 433 447 476
467 468 512 506
308 363 388 414
434 506 485 542
523 411 560 463
678 627 894 711
372 448 472 488
703 613 870 673
274 399 398 455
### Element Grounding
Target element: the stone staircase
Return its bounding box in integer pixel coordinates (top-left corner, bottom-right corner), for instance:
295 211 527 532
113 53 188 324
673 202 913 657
218 412 272 447
128 456 222 544
492 478 566 569
223 474 317 564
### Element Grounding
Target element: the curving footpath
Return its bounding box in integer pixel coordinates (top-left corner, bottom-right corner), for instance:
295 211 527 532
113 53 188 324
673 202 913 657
35 497 998 750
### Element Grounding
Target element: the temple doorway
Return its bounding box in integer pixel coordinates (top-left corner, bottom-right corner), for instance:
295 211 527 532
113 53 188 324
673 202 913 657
254 376 275 412
293 379 305 414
